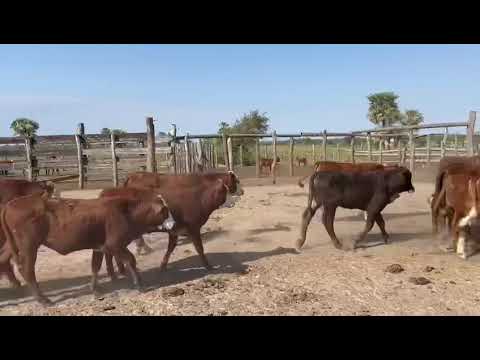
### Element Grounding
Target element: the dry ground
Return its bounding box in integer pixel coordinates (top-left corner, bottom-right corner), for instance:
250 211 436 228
1 165 480 315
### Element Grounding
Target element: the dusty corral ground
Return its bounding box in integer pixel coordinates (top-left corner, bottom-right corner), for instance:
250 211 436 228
2 167 480 315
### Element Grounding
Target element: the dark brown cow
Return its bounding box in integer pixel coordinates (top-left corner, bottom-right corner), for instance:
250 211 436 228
296 157 307 167
297 166 414 251
429 156 480 234
99 178 239 279
297 161 398 188
431 171 480 258
0 190 173 305
122 171 243 255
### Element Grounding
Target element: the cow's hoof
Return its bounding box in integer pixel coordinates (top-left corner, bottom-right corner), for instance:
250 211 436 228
10 281 22 289
37 297 54 307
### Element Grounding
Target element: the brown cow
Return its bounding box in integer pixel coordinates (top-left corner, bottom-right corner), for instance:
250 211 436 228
296 157 307 167
0 179 54 287
431 171 480 258
260 157 280 175
100 178 240 279
122 171 243 255
0 179 54 204
429 156 480 234
0 190 173 305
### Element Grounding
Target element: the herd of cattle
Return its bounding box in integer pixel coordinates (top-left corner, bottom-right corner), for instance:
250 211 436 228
0 155 478 307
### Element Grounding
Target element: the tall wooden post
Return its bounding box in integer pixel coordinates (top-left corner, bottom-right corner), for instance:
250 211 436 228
255 138 260 177
367 132 372 161
272 131 277 184
409 130 415 177
146 117 156 173
184 134 191 173
350 136 355 164
239 144 243 167
289 137 294 176
440 140 446 158
264 144 268 158
467 111 476 156
336 143 340 162
227 137 233 172
311 143 315 164
426 134 431 165
454 133 458 156
213 143 218 168
222 133 229 169
322 130 327 161
24 137 33 181
111 133 118 187
170 124 177 174
378 137 383 164
399 140 403 164
75 134 84 189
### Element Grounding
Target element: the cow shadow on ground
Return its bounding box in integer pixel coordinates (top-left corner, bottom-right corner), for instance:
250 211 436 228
0 247 298 308
352 230 433 249
336 211 430 222
248 224 291 235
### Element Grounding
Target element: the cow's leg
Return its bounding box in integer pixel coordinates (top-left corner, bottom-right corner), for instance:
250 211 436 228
113 248 143 291
159 233 178 271
375 213 389 244
17 246 51 305
353 212 377 249
190 230 212 270
296 204 321 250
102 253 118 281
323 205 342 249
4 263 21 288
90 251 106 297
135 236 153 256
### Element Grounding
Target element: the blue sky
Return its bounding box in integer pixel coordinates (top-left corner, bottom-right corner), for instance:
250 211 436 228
1 44 479 137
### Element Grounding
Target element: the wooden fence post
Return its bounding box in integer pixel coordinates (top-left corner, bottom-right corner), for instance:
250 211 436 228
24 137 33 181
227 137 233 172
264 144 268 158
272 131 277 184
454 133 458 156
111 133 118 187
255 139 260 177
440 140 446 158
213 143 218 168
75 134 84 189
222 133 229 169
409 130 415 177
239 144 243 167
367 132 372 161
378 136 383 164
350 136 355 164
184 134 191 173
170 124 177 174
289 137 294 176
336 143 340 162
426 134 431 165
311 143 315 164
146 117 156 173
322 130 327 161
467 111 476 156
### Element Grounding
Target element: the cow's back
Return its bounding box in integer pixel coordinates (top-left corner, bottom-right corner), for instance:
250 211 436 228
0 179 45 204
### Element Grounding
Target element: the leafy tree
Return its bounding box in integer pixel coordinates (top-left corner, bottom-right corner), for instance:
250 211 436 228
101 128 111 136
401 109 424 127
216 110 270 165
367 92 402 128
10 118 39 138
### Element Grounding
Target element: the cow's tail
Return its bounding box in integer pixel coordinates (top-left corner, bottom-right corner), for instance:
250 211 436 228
296 174 318 251
0 205 19 266
431 181 447 218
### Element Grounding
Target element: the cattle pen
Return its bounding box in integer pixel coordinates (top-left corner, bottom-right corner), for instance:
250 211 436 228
0 111 478 188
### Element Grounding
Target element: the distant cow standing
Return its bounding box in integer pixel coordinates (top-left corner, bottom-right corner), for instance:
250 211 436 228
296 157 307 167
297 167 414 251
260 157 280 175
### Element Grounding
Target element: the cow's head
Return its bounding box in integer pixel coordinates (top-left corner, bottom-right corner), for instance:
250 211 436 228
456 178 480 259
38 181 55 198
223 171 244 196
213 179 240 209
386 167 415 196
140 194 175 231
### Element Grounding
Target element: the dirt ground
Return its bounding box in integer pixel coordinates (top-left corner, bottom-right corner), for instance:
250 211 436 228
2 165 480 316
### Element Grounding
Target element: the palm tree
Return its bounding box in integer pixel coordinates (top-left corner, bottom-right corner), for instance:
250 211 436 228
367 92 402 150
401 109 424 127
10 118 39 138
